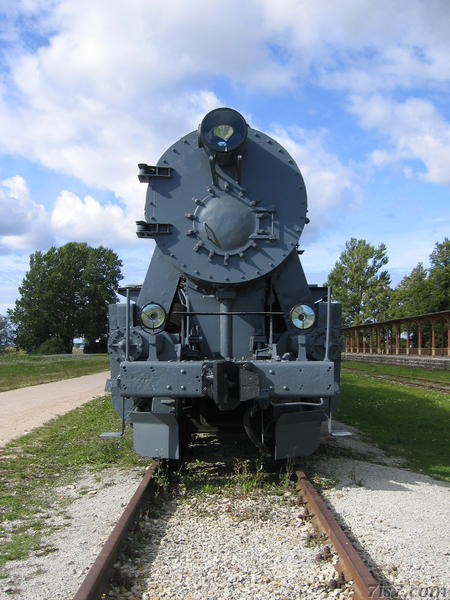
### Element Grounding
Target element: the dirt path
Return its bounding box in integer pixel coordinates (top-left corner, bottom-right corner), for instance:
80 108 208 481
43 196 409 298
0 371 109 447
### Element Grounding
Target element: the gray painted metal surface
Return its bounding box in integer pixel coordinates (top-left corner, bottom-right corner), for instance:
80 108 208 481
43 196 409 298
144 129 307 286
106 107 342 460
275 410 324 459
130 411 179 459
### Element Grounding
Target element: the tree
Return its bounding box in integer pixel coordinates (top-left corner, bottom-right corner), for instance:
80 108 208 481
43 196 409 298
7 250 54 352
0 314 14 350
389 238 449 318
389 263 432 318
80 245 126 347
9 242 123 353
326 238 391 327
428 238 449 311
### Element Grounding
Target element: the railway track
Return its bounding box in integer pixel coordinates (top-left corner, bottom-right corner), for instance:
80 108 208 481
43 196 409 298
72 461 160 600
342 367 450 393
72 450 387 600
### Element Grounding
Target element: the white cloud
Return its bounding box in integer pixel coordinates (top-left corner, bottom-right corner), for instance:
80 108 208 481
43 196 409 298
349 94 450 184
0 252 32 313
51 190 136 247
270 126 359 242
259 0 450 93
0 175 52 251
1 0 448 211
0 0 291 200
0 175 138 254
0 0 449 266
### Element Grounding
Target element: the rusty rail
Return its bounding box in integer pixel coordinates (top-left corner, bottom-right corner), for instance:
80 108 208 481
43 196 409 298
296 470 386 600
72 461 159 600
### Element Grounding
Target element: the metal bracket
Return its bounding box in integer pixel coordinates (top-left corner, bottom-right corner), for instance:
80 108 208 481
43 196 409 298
249 207 277 240
136 221 172 238
138 163 172 183
208 154 219 186
328 415 352 437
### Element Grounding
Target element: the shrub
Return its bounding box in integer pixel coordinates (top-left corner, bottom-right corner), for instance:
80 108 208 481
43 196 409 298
83 337 107 353
34 337 67 355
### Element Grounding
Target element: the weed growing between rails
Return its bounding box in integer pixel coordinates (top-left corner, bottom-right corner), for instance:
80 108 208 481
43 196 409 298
169 435 300 502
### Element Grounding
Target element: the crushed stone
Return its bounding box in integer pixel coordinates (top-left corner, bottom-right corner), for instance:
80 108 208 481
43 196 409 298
2 423 449 600
310 423 450 596
1 468 145 600
108 492 350 600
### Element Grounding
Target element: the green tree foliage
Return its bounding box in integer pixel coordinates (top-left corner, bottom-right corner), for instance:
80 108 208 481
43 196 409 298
389 263 431 318
390 238 449 318
428 238 449 311
0 314 14 349
9 242 123 353
326 238 391 326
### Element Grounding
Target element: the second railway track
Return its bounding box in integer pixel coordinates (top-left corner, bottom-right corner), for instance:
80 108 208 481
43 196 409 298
342 367 450 394
73 436 389 600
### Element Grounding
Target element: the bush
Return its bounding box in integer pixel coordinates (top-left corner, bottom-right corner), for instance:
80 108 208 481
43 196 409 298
83 337 107 353
34 337 67 355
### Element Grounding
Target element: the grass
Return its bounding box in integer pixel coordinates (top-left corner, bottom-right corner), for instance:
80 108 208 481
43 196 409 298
337 371 450 481
342 360 450 383
0 352 110 392
0 395 148 567
174 446 297 501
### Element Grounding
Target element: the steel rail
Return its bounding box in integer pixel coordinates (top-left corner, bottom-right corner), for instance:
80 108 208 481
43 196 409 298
296 470 386 600
72 461 159 600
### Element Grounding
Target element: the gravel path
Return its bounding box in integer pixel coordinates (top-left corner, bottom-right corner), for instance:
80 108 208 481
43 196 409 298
314 456 450 594
0 372 108 447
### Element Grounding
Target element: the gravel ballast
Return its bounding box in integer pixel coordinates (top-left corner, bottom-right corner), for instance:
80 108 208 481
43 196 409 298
316 456 450 594
108 492 349 600
1 468 145 600
2 430 449 600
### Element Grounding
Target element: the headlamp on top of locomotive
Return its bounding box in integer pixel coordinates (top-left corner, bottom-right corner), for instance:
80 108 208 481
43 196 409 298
106 107 343 461
199 108 248 184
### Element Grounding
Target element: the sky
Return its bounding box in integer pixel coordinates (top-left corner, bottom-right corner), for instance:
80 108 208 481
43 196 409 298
1 0 449 314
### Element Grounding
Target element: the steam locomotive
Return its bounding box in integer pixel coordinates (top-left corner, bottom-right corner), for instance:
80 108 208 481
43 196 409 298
105 108 342 459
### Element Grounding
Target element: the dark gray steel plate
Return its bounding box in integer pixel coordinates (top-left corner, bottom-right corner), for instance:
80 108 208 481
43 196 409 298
144 128 307 284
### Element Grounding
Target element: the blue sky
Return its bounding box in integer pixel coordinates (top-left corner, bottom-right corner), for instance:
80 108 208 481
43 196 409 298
1 0 449 314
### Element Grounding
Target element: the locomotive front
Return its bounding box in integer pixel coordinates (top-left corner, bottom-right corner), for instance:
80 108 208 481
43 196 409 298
106 108 342 459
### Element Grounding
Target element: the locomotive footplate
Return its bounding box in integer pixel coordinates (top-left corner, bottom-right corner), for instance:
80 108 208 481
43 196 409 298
119 360 336 402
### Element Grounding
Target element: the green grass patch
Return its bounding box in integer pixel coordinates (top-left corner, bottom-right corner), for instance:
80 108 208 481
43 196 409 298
337 372 450 481
0 395 147 566
342 360 450 383
173 447 297 501
0 353 109 392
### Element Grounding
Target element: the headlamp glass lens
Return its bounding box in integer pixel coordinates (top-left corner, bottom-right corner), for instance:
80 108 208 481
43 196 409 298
200 108 247 153
290 304 315 330
213 125 234 146
140 303 166 331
